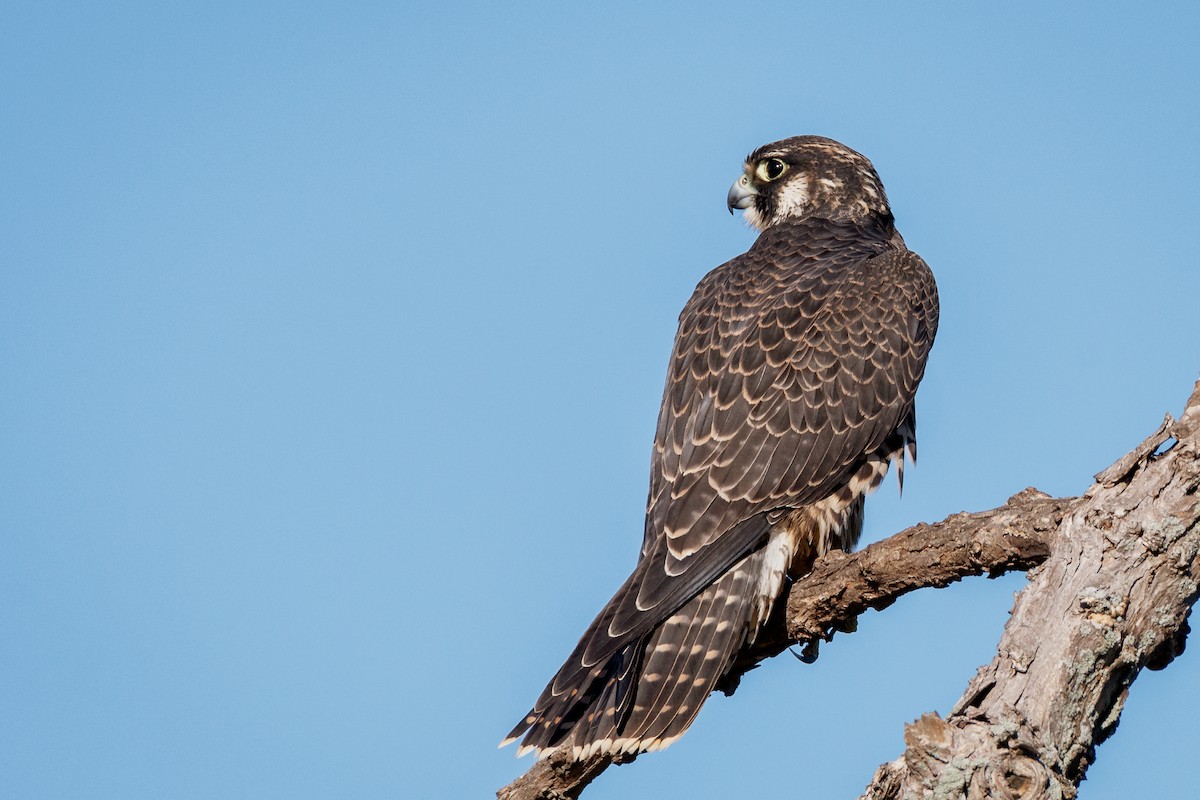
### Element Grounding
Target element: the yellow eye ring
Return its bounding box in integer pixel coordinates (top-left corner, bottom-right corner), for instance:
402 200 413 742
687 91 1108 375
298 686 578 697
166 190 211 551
755 158 787 182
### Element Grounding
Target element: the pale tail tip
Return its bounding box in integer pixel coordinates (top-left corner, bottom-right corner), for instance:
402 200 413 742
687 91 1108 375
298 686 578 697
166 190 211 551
497 735 542 760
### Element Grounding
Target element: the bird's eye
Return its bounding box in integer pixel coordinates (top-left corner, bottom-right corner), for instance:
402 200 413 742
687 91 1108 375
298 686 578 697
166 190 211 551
756 158 787 182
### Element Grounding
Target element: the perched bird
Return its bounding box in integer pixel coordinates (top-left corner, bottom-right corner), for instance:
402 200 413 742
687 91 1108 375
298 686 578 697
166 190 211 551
504 136 939 760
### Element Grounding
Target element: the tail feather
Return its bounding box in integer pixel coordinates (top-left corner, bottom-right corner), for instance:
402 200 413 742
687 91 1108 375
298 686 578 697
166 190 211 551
503 637 645 755
504 548 769 758
615 551 762 750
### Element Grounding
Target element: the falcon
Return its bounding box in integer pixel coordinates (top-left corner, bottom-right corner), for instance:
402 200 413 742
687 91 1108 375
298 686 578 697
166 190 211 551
504 136 939 759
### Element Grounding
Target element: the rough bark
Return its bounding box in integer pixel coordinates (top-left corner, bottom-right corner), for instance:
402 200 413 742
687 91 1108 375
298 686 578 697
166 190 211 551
860 380 1200 800
498 379 1200 800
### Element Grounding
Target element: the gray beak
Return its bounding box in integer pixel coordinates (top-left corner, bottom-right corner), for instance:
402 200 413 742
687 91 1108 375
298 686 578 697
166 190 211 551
726 173 757 214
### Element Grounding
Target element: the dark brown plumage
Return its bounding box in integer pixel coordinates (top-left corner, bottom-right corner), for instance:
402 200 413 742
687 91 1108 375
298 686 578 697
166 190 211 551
504 136 939 759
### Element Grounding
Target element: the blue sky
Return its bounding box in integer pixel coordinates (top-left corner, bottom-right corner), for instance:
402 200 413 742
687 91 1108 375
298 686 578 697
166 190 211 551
3 3 1198 798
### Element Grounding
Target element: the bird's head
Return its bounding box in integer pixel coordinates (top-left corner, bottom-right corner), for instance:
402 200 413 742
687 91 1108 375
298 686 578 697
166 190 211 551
727 136 891 231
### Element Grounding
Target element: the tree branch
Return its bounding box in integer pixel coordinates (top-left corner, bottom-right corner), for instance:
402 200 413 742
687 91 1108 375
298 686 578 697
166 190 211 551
498 379 1200 800
860 379 1200 799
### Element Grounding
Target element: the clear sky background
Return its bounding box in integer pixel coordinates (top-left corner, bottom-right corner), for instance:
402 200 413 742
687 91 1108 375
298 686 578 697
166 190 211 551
3 3 1198 799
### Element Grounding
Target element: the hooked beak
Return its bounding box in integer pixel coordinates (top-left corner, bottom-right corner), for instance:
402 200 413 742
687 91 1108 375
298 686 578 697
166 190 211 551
726 172 757 214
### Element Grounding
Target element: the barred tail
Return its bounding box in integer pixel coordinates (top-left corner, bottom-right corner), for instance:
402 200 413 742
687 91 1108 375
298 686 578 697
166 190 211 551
503 548 774 759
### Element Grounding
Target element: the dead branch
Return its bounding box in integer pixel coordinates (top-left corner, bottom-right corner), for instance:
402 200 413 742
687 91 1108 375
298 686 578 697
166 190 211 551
859 378 1200 799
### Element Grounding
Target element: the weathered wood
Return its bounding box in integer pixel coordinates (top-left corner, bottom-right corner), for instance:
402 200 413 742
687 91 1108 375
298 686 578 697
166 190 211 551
497 750 618 800
859 379 1200 799
498 380 1200 800
718 489 1073 696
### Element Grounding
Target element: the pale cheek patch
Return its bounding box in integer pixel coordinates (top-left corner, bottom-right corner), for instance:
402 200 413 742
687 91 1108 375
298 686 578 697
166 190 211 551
773 175 811 222
743 204 767 232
